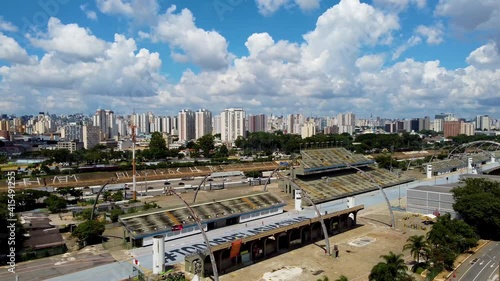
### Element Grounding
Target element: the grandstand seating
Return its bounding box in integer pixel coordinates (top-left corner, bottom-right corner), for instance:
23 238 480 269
297 148 374 174
120 192 284 237
428 159 467 173
294 168 413 203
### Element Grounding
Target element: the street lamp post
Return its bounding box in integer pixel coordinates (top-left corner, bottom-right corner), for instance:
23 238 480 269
169 189 219 281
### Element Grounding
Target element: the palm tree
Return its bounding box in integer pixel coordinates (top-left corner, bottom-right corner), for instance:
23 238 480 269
369 263 392 281
403 235 429 263
369 251 409 281
335 275 348 281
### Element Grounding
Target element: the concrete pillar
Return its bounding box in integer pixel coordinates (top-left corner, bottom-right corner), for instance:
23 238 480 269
426 164 432 179
491 154 496 163
294 189 302 211
152 235 165 275
347 197 355 209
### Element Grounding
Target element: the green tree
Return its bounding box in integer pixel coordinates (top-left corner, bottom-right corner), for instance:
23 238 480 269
369 252 410 281
148 132 168 159
426 213 478 269
452 178 500 240
375 154 393 170
111 191 124 202
403 235 429 263
334 276 348 281
72 220 105 245
44 195 67 213
197 134 215 158
102 191 111 202
214 145 229 158
78 208 93 221
68 188 83 201
110 208 124 223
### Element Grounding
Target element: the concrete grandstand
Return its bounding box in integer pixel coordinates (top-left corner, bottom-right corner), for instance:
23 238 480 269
279 148 414 204
119 192 286 247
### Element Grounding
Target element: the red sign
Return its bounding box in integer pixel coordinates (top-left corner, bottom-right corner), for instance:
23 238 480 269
132 259 140 265
172 225 184 231
230 239 242 258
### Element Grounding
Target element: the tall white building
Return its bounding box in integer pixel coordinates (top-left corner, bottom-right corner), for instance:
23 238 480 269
93 109 117 140
287 114 305 134
178 109 195 142
212 115 221 135
433 119 444 132
476 115 490 131
61 123 82 141
159 116 173 135
221 108 245 144
337 112 355 135
301 121 316 139
82 125 101 149
116 116 128 137
460 122 475 136
195 109 213 140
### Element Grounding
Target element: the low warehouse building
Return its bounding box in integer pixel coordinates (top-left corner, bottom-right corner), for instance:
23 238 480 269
406 185 458 218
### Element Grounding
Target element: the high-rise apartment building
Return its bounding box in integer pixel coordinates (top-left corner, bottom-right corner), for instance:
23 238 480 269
443 121 461 138
475 115 490 131
61 123 83 141
221 108 245 144
460 122 475 136
337 112 355 135
82 125 101 149
195 109 212 140
301 121 316 138
93 109 117 140
287 114 304 134
248 114 267 133
178 109 195 142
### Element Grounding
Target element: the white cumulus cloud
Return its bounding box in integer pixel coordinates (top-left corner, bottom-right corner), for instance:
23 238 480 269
28 18 108 60
256 0 321 15
147 5 230 71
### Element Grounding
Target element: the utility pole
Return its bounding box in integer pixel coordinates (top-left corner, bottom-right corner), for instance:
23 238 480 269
132 124 137 201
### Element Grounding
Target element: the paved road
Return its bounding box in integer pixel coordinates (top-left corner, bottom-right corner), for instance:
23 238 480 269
4 162 499 281
453 241 500 281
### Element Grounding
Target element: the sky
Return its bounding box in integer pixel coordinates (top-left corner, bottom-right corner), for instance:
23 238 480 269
0 0 499 119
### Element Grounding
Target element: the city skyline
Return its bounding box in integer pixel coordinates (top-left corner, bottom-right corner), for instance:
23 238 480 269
0 1 499 117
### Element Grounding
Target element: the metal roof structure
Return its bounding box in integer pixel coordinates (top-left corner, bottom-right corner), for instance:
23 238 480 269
291 167 413 204
119 192 285 239
296 148 375 175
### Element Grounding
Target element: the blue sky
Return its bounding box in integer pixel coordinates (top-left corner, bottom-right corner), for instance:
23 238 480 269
0 0 499 119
